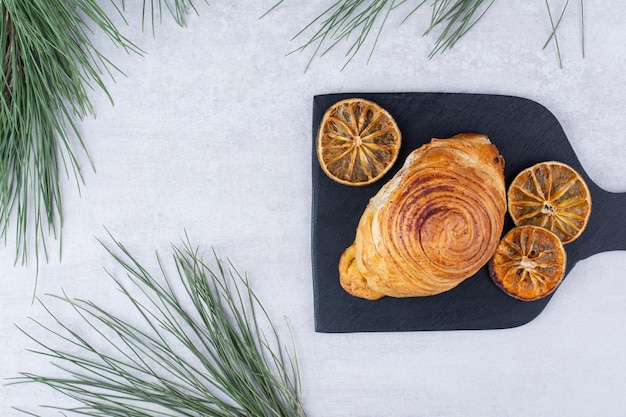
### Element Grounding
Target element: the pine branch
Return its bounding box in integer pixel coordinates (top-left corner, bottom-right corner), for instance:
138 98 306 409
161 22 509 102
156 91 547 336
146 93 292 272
426 0 495 58
12 233 306 417
0 0 138 269
0 0 205 274
279 0 585 70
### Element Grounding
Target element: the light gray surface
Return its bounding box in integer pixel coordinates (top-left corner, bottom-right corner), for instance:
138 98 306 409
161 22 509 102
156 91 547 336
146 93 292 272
2 2 626 416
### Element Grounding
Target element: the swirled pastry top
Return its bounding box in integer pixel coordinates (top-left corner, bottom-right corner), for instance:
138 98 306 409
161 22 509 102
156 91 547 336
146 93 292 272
339 133 506 299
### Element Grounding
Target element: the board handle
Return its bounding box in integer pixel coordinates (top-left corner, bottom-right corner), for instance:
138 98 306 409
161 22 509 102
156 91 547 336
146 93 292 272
581 186 626 255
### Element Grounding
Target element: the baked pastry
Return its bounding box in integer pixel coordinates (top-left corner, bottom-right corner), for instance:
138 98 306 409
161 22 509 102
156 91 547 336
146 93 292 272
339 133 506 299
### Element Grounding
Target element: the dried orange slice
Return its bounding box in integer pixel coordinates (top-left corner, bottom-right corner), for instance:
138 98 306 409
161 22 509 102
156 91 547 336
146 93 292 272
508 161 591 244
489 225 567 301
317 98 401 186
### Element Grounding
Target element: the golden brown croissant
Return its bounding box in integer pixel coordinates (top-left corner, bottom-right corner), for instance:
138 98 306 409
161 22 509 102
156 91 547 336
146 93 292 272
339 133 506 299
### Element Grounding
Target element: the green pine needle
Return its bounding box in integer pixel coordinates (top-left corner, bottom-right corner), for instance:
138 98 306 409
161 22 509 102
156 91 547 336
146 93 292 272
426 0 495 58
122 0 203 32
12 233 307 417
0 0 137 268
543 0 585 68
0 0 205 272
282 0 585 70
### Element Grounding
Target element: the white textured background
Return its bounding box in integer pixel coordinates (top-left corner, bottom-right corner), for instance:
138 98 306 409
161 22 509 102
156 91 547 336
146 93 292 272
2 1 626 416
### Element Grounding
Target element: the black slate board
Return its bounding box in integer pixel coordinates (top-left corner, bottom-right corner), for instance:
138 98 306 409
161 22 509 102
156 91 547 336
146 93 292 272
311 92 626 333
